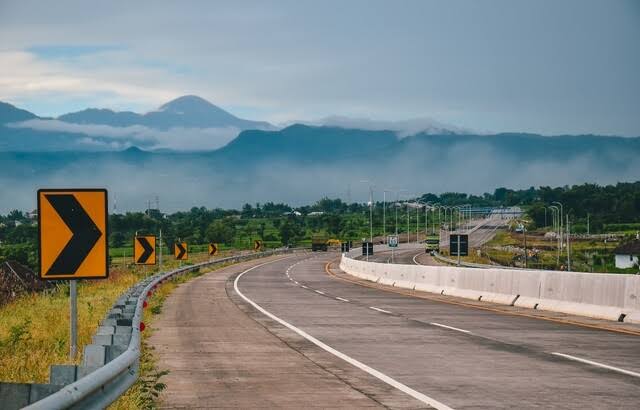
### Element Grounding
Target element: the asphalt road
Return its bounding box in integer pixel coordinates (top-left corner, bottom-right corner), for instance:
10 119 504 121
150 255 426 409
234 253 640 409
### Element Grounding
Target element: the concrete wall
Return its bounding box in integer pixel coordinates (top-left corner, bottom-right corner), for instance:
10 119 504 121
340 255 640 324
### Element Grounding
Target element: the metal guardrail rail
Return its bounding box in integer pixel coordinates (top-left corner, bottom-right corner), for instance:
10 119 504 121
24 248 303 410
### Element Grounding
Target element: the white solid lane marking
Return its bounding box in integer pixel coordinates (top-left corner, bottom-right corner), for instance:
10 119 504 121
430 322 471 334
412 252 422 265
293 281 299 285
315 290 326 295
552 353 640 379
234 261 454 410
301 285 309 289
370 306 393 314
336 297 350 302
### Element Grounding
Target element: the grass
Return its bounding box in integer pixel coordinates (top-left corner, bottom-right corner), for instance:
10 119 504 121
0 267 141 383
0 246 239 408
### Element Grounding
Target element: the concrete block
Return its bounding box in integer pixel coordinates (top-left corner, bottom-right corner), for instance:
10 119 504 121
49 364 78 385
96 325 115 335
77 365 100 379
92 334 113 345
113 333 132 346
29 383 62 403
100 318 118 326
83 344 107 367
115 326 132 335
107 344 127 362
0 382 30 409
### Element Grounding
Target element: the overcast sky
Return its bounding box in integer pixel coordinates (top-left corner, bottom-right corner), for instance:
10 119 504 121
1 0 639 136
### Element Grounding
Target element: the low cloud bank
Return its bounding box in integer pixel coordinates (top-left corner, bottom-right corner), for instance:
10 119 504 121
8 119 241 151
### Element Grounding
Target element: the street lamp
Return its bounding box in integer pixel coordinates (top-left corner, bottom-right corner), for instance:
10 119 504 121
552 201 564 256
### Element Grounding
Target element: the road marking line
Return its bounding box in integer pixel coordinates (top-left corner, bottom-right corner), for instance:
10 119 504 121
430 322 471 334
315 290 326 295
412 253 421 265
336 297 350 302
551 353 640 378
324 260 640 337
370 306 392 314
293 281 299 285
301 285 308 289
234 261 454 410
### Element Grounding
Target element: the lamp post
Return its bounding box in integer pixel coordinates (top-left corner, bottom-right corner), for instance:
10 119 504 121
360 180 374 260
549 205 560 267
552 201 564 257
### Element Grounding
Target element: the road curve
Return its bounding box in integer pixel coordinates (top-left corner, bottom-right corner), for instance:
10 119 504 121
150 254 426 409
234 253 640 409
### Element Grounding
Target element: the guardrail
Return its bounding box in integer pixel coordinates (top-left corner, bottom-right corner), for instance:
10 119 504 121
19 248 303 409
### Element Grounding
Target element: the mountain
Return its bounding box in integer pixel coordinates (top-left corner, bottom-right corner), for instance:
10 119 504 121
1 123 639 211
213 124 397 162
57 95 274 130
0 102 38 124
57 108 141 127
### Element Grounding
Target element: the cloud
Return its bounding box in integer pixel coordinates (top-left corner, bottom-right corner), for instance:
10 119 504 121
8 118 241 151
299 116 477 137
0 1 639 135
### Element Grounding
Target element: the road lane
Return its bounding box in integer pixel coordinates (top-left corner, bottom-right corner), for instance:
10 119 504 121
150 254 423 409
236 253 640 409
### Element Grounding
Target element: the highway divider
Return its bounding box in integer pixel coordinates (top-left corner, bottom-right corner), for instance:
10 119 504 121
339 254 640 324
1 248 303 410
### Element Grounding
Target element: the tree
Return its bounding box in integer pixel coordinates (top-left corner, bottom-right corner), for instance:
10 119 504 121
205 219 236 244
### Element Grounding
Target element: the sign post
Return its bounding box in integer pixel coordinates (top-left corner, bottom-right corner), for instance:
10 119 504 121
70 280 77 359
388 235 398 263
38 188 108 359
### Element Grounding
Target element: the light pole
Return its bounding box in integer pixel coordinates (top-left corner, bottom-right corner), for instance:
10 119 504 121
549 205 560 267
383 190 388 244
552 201 564 258
360 180 374 244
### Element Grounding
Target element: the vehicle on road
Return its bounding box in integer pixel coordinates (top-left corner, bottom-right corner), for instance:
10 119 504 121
425 235 440 252
311 233 329 251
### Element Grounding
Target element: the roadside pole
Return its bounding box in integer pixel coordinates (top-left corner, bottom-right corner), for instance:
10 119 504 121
567 215 571 271
523 226 528 269
457 235 461 266
70 280 77 359
159 229 163 272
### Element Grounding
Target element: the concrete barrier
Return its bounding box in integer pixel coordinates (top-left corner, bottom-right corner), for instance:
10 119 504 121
339 255 640 324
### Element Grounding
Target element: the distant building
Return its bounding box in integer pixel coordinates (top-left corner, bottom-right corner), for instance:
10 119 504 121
308 211 324 216
613 241 640 269
27 209 38 220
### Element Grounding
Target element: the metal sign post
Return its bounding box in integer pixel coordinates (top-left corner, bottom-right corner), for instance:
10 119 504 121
70 280 77 359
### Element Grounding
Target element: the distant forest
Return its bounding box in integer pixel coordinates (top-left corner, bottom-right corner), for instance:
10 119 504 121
1 181 639 270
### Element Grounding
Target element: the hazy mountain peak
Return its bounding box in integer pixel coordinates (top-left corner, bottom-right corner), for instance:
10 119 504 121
0 101 38 124
158 95 218 113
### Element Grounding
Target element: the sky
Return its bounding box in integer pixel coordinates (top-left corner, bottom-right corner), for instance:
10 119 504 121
1 0 639 136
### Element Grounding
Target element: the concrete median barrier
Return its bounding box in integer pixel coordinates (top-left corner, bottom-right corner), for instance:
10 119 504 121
339 255 640 324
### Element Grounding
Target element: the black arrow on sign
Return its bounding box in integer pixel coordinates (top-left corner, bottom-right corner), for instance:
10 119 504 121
175 243 186 259
45 194 102 276
209 243 217 255
136 237 154 263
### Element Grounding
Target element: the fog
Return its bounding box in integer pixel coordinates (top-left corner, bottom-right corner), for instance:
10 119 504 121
0 139 637 214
